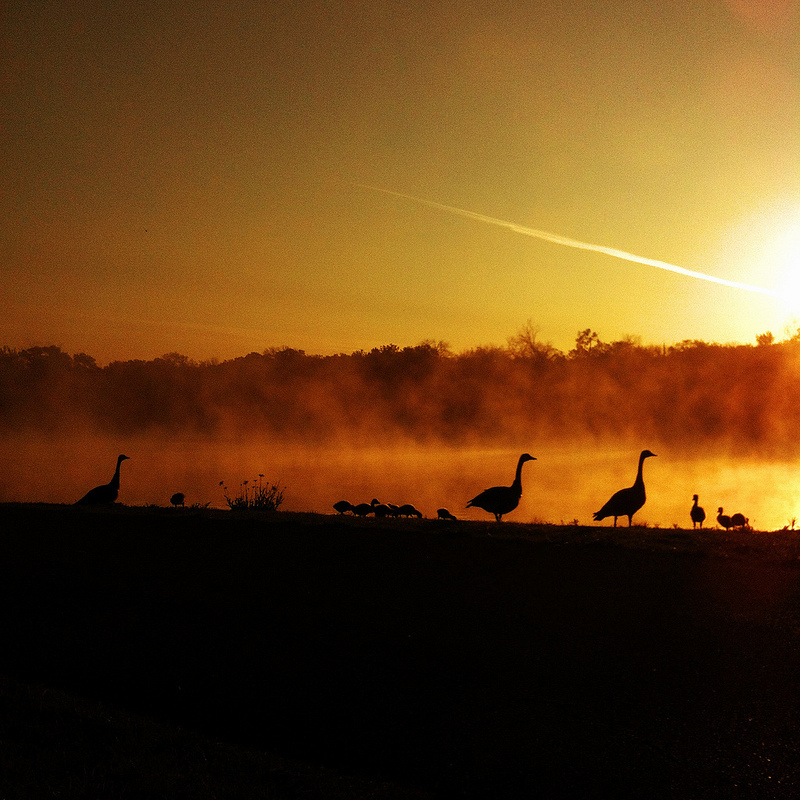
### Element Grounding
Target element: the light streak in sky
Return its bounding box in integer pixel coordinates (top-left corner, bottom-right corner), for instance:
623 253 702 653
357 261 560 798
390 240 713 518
358 184 778 298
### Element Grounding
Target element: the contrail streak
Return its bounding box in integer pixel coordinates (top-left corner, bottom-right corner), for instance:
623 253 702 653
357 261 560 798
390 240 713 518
358 184 778 298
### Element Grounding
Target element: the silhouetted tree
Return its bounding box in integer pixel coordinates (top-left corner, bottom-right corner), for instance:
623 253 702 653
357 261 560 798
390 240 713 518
571 329 606 358
4 333 800 454
507 319 561 365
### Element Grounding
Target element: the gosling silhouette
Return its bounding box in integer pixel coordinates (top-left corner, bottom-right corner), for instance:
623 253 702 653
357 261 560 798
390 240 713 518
76 454 130 505
593 450 656 527
717 507 733 530
333 500 353 514
437 508 457 521
467 453 536 522
731 512 748 529
170 492 185 508
690 495 706 529
398 503 423 518
371 499 391 518
352 501 376 517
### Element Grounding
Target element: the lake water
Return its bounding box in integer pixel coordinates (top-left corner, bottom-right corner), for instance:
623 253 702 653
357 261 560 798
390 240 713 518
3 434 799 531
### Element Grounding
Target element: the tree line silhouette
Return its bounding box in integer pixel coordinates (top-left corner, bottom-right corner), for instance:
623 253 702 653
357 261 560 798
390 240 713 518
3 325 800 453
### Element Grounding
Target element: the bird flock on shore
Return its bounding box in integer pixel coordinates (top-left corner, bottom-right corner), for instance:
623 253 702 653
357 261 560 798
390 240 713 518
74 450 753 530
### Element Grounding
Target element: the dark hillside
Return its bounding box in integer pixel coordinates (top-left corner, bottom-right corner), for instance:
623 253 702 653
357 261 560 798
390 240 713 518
2 505 800 797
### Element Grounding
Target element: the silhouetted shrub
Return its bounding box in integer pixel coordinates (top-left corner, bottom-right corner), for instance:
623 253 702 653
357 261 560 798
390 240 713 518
220 476 285 511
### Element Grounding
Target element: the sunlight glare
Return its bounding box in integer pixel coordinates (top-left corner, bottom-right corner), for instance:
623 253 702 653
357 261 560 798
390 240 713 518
774 223 800 315
720 203 800 319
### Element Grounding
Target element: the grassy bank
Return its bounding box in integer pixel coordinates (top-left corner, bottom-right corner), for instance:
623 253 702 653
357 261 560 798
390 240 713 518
2 504 800 798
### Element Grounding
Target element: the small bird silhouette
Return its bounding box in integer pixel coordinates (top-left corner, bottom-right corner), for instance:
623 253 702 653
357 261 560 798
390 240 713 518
352 501 375 517
437 508 457 521
333 500 353 514
398 503 423 518
717 507 733 530
76 454 130 505
170 492 185 508
593 450 656 527
690 495 706 529
371 499 391 518
731 512 748 529
467 453 536 522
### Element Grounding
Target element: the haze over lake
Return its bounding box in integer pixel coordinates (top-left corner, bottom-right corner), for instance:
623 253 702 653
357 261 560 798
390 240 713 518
3 434 798 531
3 337 800 530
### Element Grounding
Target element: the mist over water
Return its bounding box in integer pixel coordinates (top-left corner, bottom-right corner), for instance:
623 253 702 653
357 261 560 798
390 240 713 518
4 339 800 529
3 433 798 530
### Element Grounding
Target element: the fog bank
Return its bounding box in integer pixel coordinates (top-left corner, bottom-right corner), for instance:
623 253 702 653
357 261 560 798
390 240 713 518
3 337 800 529
2 433 798 531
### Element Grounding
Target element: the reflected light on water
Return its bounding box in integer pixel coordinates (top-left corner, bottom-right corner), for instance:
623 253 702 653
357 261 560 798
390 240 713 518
2 436 799 531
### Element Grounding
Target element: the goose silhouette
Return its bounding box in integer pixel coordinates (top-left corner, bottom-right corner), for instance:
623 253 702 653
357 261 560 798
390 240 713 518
76 454 130 505
690 494 706 529
398 503 422 518
467 453 536 522
371 499 391 518
593 450 656 527
717 507 733 530
352 501 375 517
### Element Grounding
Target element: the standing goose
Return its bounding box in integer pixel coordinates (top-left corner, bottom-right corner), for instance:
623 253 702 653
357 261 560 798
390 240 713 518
593 450 656 527
76 454 130 505
467 453 536 522
717 508 733 530
690 495 706 529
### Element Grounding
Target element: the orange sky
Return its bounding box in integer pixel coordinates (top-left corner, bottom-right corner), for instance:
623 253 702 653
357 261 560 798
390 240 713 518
2 0 799 364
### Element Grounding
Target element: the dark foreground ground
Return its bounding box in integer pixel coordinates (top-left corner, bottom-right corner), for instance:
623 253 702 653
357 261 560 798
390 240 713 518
2 505 800 798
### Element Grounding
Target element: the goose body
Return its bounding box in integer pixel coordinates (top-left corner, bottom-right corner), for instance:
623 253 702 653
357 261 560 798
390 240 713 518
717 507 733 530
76 454 130 505
170 492 185 508
333 500 353 514
731 512 748 529
467 453 536 522
690 495 706 529
372 500 391 518
398 503 422 518
593 450 656 527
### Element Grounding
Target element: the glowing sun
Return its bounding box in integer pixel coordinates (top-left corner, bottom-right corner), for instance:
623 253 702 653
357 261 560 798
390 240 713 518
773 222 800 314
